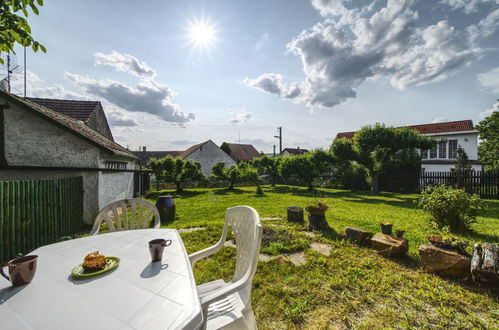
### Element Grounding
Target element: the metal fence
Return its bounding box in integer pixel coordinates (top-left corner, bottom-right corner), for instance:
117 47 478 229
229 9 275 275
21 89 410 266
0 177 84 262
381 171 499 198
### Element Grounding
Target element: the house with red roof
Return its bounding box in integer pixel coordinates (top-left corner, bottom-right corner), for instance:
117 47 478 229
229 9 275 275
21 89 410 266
335 120 482 172
220 142 261 162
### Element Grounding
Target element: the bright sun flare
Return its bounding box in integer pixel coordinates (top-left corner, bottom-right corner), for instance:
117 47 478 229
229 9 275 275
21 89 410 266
186 20 217 50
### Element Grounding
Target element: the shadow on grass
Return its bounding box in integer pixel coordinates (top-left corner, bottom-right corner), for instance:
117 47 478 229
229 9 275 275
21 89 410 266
212 188 247 195
145 189 207 199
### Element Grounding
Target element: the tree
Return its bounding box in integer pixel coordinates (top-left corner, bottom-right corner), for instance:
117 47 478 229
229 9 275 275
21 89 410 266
332 124 434 194
239 162 264 194
454 146 472 172
476 104 499 171
1 0 46 64
148 155 205 192
211 162 241 189
279 150 334 190
251 155 281 186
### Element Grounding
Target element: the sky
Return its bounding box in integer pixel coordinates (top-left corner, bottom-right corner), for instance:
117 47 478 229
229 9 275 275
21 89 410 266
2 0 499 153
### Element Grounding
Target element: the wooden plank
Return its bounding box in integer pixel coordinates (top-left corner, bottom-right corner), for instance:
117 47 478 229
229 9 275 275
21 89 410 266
0 182 4 262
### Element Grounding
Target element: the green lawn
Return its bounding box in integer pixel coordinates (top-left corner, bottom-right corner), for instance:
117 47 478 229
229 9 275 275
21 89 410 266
146 185 499 329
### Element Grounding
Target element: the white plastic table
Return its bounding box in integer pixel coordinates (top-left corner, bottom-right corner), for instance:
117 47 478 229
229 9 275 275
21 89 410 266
0 229 203 330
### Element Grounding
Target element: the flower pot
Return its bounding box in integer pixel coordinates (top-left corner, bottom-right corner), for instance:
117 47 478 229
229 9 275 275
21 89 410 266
380 223 393 235
395 230 405 238
156 195 175 224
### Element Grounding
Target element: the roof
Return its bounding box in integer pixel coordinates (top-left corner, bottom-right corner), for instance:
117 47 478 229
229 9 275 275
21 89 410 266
335 120 475 140
281 148 309 155
1 91 136 160
178 140 210 159
132 151 182 166
27 97 100 122
223 143 261 162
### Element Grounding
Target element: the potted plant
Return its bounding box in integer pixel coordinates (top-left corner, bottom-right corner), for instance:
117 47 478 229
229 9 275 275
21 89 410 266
305 201 328 216
380 222 393 235
428 224 469 255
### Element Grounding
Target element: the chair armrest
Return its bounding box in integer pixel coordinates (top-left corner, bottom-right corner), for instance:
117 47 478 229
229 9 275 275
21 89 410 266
188 239 224 268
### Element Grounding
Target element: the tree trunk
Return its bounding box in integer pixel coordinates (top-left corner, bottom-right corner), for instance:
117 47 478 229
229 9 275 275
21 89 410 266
229 180 234 189
308 180 314 191
175 182 182 192
471 243 499 286
287 207 304 223
308 214 330 231
371 172 379 194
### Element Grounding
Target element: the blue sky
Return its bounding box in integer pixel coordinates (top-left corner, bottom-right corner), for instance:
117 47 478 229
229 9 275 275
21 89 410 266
3 0 499 152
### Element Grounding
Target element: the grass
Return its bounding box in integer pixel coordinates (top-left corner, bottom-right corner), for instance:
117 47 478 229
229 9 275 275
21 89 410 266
146 185 499 329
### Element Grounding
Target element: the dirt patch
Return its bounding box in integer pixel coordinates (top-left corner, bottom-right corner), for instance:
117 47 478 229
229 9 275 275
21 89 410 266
262 217 283 221
178 227 205 233
259 254 278 262
310 242 332 256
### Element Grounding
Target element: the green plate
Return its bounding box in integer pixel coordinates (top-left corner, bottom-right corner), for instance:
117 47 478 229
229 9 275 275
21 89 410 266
71 257 120 279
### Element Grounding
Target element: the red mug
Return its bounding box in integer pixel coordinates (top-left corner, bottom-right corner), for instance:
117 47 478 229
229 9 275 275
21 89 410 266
1 255 38 286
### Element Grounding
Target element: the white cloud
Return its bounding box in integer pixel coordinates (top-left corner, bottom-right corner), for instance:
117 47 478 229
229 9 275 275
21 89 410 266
106 109 138 127
243 73 301 99
228 108 252 124
478 66 499 93
479 101 499 119
255 33 269 52
94 51 156 79
440 0 498 14
245 0 499 109
65 72 194 123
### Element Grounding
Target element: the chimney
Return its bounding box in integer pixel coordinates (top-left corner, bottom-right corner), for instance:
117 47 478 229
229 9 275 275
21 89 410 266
297 146 300 150
143 146 146 152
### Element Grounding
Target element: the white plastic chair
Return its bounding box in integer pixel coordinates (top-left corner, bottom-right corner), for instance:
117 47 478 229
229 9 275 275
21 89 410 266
189 206 263 330
91 198 160 235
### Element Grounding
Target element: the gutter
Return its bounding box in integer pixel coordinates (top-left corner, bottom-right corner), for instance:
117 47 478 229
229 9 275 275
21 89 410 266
0 165 152 173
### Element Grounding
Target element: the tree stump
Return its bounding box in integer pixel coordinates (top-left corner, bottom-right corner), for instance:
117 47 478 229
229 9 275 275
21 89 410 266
345 227 373 244
471 243 499 286
308 214 330 231
371 233 408 257
419 243 470 278
287 207 304 223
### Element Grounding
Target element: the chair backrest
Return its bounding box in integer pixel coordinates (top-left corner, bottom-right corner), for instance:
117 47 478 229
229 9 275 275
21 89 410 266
91 198 160 235
224 206 262 284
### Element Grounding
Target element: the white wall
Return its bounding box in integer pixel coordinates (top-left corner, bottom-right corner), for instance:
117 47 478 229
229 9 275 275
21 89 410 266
425 132 479 160
99 171 134 210
422 164 482 172
186 140 236 176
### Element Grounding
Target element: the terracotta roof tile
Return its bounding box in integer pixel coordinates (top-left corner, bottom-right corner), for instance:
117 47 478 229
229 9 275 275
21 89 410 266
223 143 261 162
1 91 136 160
335 120 475 140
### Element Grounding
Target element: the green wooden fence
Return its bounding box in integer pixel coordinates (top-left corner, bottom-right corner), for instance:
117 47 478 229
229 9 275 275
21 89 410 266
0 176 84 262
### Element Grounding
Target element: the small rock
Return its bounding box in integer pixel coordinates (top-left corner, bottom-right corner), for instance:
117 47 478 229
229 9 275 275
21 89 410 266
259 254 278 262
371 233 409 257
224 240 236 248
310 242 332 256
286 251 306 266
419 243 471 278
302 231 317 238
261 217 283 221
345 227 373 243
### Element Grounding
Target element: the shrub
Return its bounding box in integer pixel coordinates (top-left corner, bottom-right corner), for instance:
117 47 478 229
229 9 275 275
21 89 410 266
418 185 483 232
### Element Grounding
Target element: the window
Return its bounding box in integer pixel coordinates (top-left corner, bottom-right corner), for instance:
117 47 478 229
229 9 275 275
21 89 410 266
438 141 447 158
429 145 437 158
448 140 457 158
420 149 428 159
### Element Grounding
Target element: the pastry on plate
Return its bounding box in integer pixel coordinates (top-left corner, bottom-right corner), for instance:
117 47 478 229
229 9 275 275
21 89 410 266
83 251 107 270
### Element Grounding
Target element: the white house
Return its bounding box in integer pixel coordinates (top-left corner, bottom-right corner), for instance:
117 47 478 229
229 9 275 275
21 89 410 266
335 120 481 172
133 140 237 177
0 91 137 224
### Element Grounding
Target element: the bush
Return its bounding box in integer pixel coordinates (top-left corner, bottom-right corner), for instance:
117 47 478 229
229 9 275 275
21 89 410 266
418 185 483 232
332 162 369 190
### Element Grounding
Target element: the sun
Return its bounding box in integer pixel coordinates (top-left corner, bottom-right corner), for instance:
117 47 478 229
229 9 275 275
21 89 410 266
185 19 218 51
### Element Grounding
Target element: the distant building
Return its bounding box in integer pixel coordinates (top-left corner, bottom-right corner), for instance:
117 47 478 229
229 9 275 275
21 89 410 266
281 147 309 156
0 91 137 224
335 120 481 172
27 97 114 140
220 142 261 162
133 140 236 177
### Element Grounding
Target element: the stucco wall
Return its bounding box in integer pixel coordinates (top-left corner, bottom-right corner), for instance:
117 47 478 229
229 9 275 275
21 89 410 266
99 171 134 210
425 132 479 160
86 105 114 141
422 164 482 172
186 140 236 176
3 102 99 168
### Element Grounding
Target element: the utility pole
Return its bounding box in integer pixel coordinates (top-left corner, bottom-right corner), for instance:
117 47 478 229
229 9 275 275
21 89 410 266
273 145 276 157
274 127 282 155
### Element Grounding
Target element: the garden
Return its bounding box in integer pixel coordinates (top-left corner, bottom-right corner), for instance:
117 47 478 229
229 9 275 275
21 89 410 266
146 185 499 329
